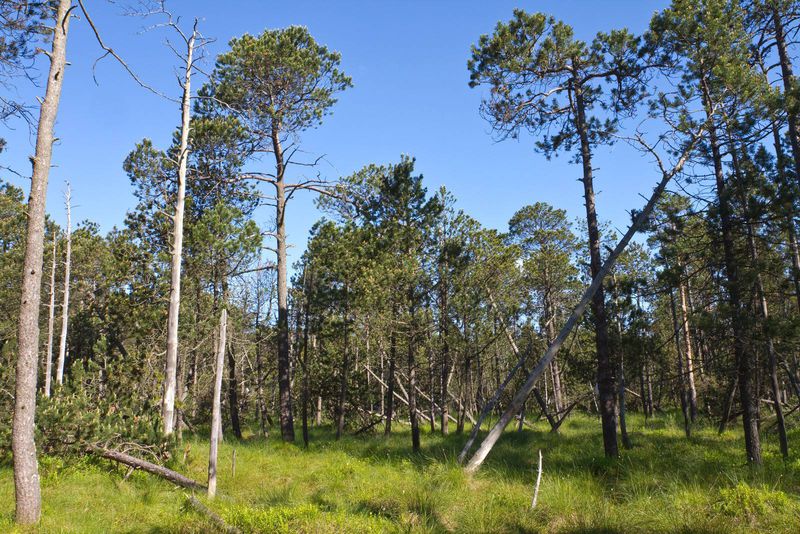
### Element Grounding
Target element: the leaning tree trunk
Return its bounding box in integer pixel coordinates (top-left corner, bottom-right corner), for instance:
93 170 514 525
56 185 72 385
457 291 532 463
162 30 196 436
13 0 71 523
208 309 228 498
44 235 57 398
463 132 697 473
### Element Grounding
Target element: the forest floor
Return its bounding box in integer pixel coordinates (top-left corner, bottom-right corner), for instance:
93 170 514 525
1 412 799 533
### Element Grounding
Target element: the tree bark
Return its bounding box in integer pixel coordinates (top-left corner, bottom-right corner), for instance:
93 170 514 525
272 126 294 442
13 0 71 523
56 185 72 385
208 309 228 498
575 82 618 458
163 29 196 436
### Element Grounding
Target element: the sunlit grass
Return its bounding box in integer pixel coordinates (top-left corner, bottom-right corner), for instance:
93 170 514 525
1 412 799 532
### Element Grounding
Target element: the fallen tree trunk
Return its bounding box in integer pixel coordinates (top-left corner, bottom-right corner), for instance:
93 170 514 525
363 364 434 423
463 133 700 473
186 494 241 534
396 368 458 424
551 392 592 433
90 445 206 491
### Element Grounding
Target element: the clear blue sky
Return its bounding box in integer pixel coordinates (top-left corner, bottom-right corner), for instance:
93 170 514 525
1 0 669 267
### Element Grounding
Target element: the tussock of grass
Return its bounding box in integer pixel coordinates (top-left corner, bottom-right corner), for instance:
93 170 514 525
1 413 799 532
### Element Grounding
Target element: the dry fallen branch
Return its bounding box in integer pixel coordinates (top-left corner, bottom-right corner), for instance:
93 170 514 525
531 449 543 509
89 445 206 491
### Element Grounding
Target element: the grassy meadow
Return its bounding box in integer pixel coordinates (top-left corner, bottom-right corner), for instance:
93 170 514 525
1 412 799 533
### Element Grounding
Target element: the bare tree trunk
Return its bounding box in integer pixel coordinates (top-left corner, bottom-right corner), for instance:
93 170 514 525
163 30 196 436
13 1 71 522
379 340 385 417
301 269 311 448
44 235 57 398
463 136 695 472
208 309 228 498
272 127 294 442
336 286 350 440
56 185 72 385
678 276 698 421
670 292 691 438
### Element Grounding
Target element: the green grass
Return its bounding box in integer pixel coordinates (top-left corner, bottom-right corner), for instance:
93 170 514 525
1 413 799 532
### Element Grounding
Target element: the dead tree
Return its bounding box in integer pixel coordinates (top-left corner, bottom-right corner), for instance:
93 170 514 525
43 234 57 397
55 183 72 385
208 309 228 498
77 0 210 437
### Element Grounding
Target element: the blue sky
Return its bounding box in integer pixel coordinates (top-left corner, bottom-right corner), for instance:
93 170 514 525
1 0 669 267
